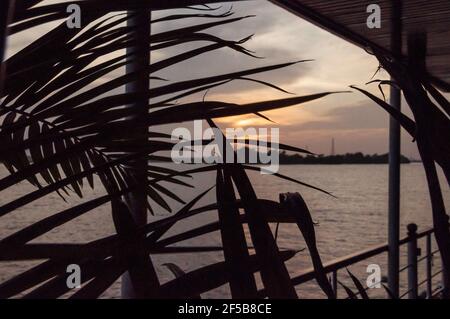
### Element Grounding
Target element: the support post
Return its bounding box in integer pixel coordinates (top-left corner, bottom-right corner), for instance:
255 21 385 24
0 0 15 95
443 216 449 296
121 10 154 298
387 0 403 298
426 232 432 298
407 224 418 299
444 216 450 296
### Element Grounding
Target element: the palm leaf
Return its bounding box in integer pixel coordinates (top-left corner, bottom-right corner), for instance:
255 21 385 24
0 3 340 299
216 168 258 298
207 119 298 299
280 192 335 299
346 268 369 299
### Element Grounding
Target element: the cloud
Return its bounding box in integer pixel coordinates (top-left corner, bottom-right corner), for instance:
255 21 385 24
298 102 388 130
276 101 419 157
7 0 417 156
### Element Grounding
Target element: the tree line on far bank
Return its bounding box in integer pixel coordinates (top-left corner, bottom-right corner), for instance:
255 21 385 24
279 151 411 164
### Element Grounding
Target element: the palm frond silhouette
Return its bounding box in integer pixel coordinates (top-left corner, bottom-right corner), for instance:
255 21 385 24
0 0 342 298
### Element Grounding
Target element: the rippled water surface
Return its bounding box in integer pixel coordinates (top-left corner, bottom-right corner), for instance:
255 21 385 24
1 163 448 298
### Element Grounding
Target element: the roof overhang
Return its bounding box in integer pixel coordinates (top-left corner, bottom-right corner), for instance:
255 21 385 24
269 0 450 89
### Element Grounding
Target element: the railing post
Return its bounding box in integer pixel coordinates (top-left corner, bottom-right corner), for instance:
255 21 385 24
407 223 419 299
387 0 403 298
426 232 432 298
443 215 450 297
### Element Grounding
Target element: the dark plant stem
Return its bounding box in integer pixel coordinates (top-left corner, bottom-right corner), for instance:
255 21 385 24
405 85 450 298
402 34 450 298
407 35 450 298
416 132 450 298
370 32 450 298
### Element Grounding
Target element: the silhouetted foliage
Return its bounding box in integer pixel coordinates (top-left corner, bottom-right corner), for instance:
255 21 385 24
0 0 339 299
354 33 450 298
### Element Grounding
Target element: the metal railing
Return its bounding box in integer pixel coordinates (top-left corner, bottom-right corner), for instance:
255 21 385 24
290 223 446 299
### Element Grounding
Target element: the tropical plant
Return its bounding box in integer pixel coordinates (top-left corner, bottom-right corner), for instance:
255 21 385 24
352 32 450 298
338 268 397 299
0 0 343 298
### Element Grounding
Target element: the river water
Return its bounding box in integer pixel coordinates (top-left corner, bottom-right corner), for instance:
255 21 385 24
1 163 448 298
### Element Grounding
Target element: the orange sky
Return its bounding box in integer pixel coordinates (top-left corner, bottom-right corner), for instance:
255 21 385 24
152 1 421 158
7 0 427 158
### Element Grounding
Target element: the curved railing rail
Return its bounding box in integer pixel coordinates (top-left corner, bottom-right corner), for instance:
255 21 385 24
290 225 446 299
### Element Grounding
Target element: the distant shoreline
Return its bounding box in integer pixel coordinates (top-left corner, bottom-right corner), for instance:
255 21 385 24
147 152 419 165
278 152 412 165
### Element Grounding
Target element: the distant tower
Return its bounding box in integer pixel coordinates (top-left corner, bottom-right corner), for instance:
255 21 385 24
331 138 335 156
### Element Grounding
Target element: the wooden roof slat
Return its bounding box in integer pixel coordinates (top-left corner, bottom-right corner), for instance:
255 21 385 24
270 0 450 86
